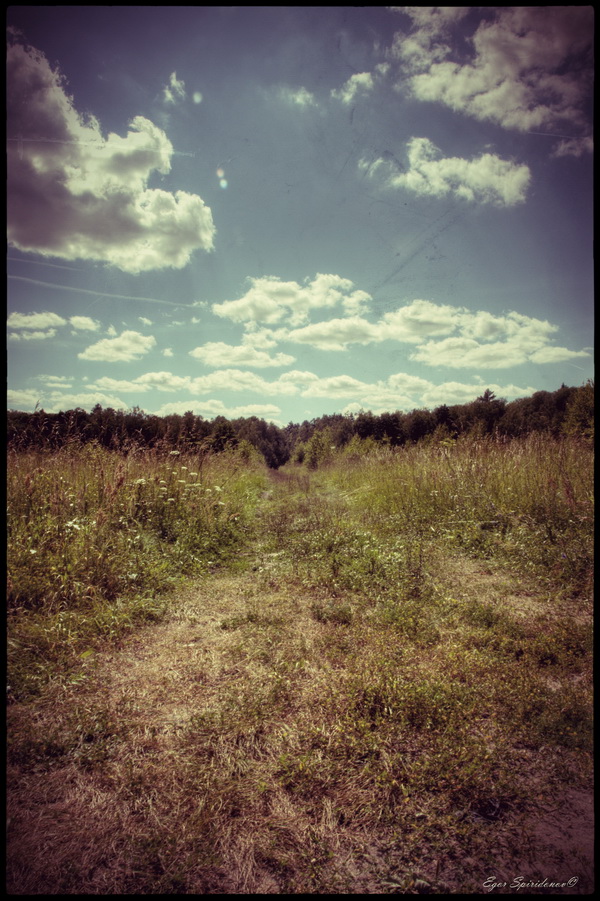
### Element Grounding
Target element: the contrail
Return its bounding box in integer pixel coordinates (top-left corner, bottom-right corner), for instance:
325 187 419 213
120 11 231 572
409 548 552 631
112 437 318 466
7 256 85 272
8 274 194 308
527 131 589 139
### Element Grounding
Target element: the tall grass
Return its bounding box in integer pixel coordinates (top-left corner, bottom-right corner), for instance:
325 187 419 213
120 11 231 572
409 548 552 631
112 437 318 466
7 441 268 698
7 432 594 893
322 433 593 598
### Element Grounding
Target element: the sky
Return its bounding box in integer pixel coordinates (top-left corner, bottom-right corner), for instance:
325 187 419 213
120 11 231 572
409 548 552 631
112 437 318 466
7 6 594 426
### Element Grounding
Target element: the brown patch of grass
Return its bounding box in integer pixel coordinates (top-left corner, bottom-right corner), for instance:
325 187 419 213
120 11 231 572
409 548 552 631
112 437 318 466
8 443 594 894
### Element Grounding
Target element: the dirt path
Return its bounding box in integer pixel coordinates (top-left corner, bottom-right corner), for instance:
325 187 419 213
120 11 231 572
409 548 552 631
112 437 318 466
7 543 594 893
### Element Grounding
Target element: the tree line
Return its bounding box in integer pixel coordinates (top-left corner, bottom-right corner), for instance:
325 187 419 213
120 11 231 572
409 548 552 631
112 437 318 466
6 382 594 467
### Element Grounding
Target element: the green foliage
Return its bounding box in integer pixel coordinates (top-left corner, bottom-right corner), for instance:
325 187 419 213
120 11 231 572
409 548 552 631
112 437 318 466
304 428 334 470
562 380 594 439
7 443 268 698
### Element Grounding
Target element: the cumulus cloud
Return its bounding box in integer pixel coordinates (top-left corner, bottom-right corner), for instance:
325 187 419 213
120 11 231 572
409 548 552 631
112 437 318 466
551 136 594 159
154 400 282 421
69 316 101 331
331 72 375 104
212 274 372 326
78 330 157 362
8 311 67 329
381 299 462 342
46 391 129 412
287 316 381 351
189 369 298 397
285 369 534 411
163 71 186 104
279 86 318 108
410 337 528 369
91 372 190 392
212 276 586 371
12 390 128 413
420 381 535 408
7 38 215 272
189 342 295 368
528 346 592 365
8 310 100 340
8 328 58 341
8 389 43 409
37 375 74 389
363 137 530 206
393 7 593 135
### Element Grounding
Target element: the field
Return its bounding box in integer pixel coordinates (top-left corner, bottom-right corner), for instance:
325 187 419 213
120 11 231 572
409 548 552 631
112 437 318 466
7 434 594 894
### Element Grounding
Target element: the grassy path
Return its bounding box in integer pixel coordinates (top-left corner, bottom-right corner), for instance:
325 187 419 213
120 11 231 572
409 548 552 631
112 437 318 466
7 469 594 894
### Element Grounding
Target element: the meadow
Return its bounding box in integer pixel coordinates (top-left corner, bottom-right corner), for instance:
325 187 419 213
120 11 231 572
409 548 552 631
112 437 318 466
7 432 594 893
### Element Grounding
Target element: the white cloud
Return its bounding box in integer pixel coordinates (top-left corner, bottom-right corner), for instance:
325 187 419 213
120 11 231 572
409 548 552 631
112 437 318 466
8 311 67 329
37 374 72 386
381 299 462 342
241 327 287 350
135 371 192 391
189 342 295 368
410 337 528 369
153 400 282 421
278 370 320 387
395 7 593 134
331 72 375 105
219 290 585 373
287 317 381 351
389 7 471 75
163 71 186 104
36 375 71 388
364 137 530 206
551 136 594 159
279 86 318 108
7 39 215 273
212 274 372 326
163 347 174 357
420 381 535 408
8 389 42 410
9 328 58 341
43 391 128 412
78 330 157 362
301 374 375 399
90 377 151 393
190 369 298 397
138 316 153 326
90 372 191 392
69 315 101 331
529 346 592 365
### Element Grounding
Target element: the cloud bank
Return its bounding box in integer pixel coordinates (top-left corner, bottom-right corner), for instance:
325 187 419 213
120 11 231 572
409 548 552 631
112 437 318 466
391 7 593 145
7 38 215 272
362 137 531 207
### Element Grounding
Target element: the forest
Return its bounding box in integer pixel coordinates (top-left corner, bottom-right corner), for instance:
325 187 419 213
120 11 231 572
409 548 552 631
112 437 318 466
6 381 594 467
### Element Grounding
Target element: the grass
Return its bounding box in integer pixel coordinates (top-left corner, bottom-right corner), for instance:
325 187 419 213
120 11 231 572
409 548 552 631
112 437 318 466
7 441 268 700
7 434 594 893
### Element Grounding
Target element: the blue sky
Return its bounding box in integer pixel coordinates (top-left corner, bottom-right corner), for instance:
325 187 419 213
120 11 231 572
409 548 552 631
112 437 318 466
7 6 594 425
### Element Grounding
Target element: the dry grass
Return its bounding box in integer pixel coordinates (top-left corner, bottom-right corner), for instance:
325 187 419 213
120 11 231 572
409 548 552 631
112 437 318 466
7 560 593 894
7 439 594 894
